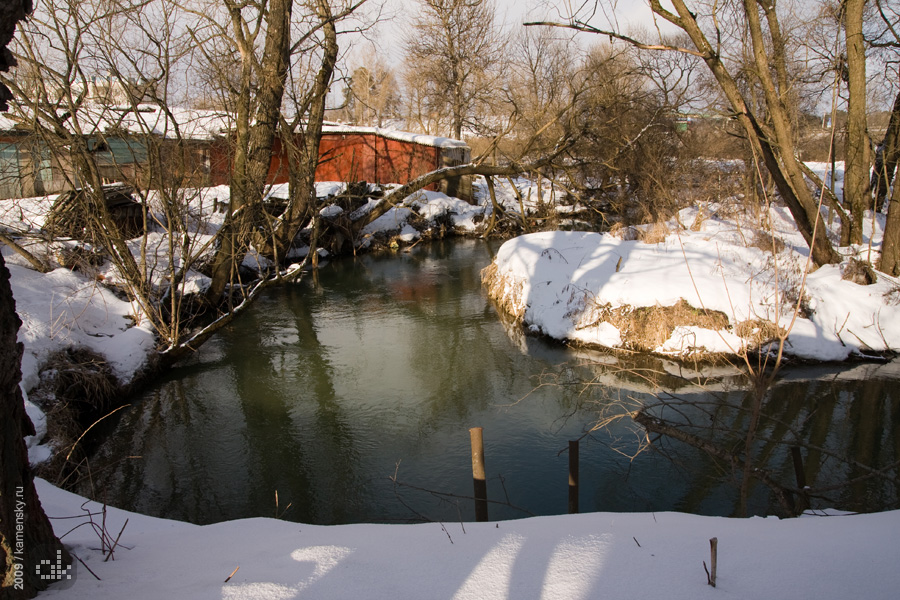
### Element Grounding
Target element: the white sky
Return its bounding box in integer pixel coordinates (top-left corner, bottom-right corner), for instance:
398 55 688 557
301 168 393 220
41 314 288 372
353 0 670 67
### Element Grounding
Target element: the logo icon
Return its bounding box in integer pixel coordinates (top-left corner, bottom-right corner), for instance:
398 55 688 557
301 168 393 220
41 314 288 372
35 550 73 582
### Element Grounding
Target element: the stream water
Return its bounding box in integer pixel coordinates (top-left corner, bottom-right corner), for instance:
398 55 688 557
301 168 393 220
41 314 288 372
81 238 900 524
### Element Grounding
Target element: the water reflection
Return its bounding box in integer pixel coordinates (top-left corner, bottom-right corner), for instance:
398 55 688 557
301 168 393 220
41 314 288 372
82 239 900 524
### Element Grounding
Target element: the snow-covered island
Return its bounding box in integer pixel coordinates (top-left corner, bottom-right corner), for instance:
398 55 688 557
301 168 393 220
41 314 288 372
3 175 900 599
483 203 900 362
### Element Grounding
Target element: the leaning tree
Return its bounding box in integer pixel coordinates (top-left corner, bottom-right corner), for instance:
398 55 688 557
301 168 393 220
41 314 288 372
527 0 843 267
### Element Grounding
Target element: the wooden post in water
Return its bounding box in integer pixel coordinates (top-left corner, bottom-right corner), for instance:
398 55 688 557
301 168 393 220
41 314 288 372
791 446 809 513
469 427 489 522
791 446 807 488
568 440 579 514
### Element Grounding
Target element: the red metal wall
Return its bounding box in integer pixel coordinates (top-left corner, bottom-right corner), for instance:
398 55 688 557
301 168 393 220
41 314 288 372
316 133 378 183
376 137 441 188
207 132 448 191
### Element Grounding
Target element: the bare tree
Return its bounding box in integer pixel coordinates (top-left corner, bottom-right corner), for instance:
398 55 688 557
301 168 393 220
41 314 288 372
0 0 375 365
843 0 872 245
402 0 505 139
1 0 243 359
338 59 401 126
869 0 900 274
527 1 842 267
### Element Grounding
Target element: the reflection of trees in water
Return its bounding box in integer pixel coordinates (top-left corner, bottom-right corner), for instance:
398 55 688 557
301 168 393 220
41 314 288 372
85 238 899 523
235 284 364 524
83 374 261 524
565 355 900 516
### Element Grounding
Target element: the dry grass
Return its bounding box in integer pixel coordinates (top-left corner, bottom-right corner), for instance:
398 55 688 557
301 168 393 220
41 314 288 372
885 286 900 306
481 262 527 320
841 257 877 286
31 348 120 482
606 223 639 240
734 318 786 348
750 230 786 254
637 221 670 244
583 299 730 352
43 348 118 405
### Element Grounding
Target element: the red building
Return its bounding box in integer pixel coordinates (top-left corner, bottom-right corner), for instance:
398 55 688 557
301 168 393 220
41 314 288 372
2 108 472 201
259 125 472 201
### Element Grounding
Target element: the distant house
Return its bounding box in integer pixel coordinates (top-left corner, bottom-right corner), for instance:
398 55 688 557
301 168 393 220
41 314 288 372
269 125 472 201
1 117 61 198
0 106 229 199
1 105 472 202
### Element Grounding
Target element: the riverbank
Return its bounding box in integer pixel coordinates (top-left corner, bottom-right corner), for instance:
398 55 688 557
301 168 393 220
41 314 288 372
2 180 519 466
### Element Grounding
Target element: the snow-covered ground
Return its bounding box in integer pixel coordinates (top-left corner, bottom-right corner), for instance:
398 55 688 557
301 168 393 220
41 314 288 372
484 203 900 361
33 478 900 599
3 171 900 598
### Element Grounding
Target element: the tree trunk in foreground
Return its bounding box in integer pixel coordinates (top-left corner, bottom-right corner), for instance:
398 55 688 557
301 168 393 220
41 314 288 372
1 253 71 599
843 0 871 244
880 174 900 276
2 0 71 596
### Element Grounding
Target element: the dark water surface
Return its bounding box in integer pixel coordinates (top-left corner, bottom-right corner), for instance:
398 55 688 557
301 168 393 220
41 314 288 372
83 239 900 524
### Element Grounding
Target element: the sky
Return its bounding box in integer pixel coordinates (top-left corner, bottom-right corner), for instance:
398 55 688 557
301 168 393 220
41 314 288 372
353 0 672 66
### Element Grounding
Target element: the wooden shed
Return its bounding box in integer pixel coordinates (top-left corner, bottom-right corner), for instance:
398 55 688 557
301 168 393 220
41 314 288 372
262 125 473 201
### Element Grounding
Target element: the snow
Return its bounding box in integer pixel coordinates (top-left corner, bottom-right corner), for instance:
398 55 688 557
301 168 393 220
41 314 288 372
32 478 900 599
3 172 900 599
321 123 469 149
9 263 155 386
486 204 900 361
2 107 470 147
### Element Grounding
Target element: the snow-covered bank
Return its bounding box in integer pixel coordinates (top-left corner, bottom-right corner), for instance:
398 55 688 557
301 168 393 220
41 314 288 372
484 204 900 361
33 478 900 599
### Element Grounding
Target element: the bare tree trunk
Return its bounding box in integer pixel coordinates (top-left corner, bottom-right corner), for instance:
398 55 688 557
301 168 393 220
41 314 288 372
1 252 71 598
206 0 294 304
843 0 871 245
879 170 900 275
2 4 71 593
649 0 840 266
268 0 339 261
873 87 900 212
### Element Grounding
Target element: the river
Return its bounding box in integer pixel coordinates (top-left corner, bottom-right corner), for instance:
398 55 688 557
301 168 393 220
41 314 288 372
80 238 900 524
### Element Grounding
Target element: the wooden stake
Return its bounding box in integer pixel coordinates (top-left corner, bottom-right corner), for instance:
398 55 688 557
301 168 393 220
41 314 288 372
469 427 489 522
791 446 810 513
708 537 718 587
224 566 240 583
568 440 579 514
